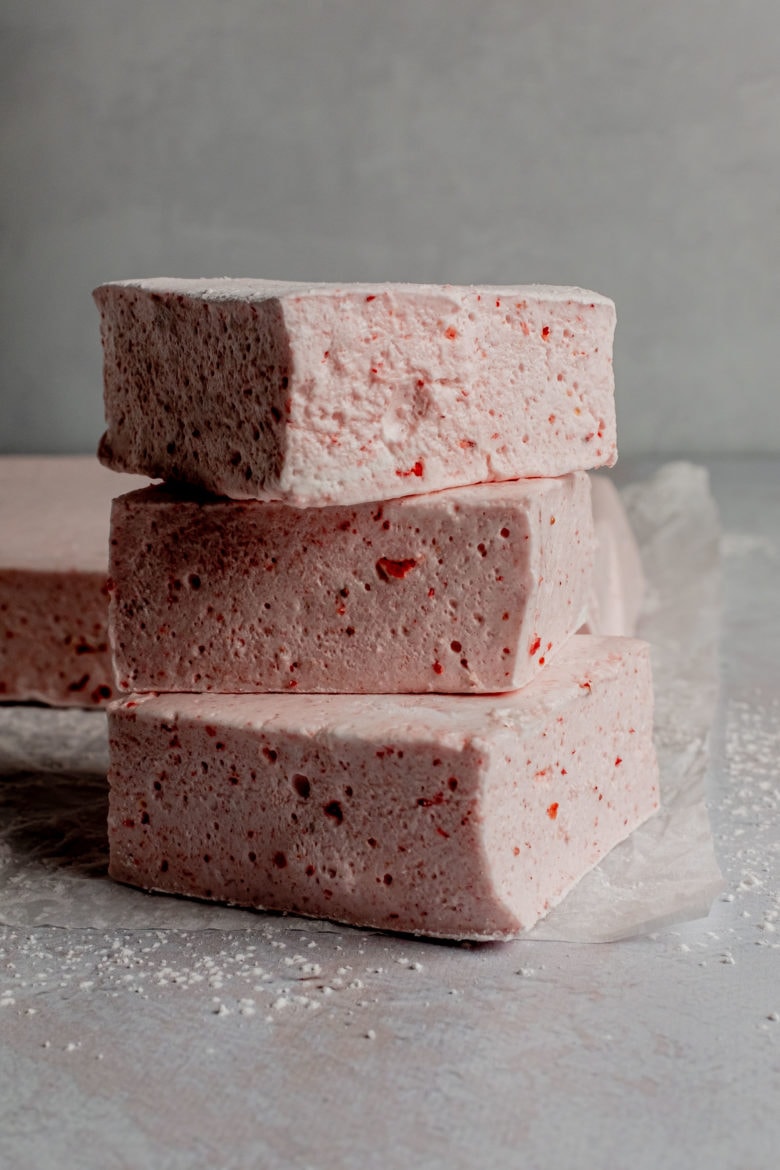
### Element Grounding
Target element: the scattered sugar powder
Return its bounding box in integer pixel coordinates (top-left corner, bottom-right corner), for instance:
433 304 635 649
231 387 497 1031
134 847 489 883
0 924 451 1038
716 693 780 945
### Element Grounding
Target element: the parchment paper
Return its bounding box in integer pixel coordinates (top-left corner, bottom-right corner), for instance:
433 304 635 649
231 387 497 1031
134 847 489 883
0 462 723 940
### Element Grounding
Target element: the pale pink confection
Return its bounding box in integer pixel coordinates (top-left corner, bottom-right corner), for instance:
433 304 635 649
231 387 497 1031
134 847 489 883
95 278 617 507
0 456 149 706
109 473 593 695
107 635 659 940
580 475 645 637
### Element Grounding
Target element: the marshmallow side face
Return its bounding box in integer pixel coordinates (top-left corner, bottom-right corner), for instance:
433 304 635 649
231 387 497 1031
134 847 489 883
0 569 114 706
108 474 593 695
95 280 617 507
481 636 658 929
106 635 659 940
0 456 148 707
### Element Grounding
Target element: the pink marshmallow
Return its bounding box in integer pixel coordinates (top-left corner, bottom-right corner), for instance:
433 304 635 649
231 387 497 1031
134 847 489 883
95 278 617 507
0 456 149 706
581 474 645 636
107 635 659 940
108 473 594 695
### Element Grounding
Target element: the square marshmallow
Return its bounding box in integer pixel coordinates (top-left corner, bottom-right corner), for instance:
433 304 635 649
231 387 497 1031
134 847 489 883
107 635 659 940
96 279 616 506
109 473 593 694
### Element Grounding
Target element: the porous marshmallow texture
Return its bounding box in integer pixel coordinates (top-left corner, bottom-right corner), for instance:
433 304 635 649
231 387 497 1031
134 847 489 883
107 636 659 940
108 473 593 694
95 278 617 507
0 456 149 706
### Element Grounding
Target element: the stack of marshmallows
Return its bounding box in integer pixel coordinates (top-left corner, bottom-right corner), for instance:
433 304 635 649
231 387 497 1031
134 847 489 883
96 279 659 941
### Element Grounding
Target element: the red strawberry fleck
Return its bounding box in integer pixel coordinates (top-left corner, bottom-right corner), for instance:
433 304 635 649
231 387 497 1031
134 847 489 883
376 557 418 581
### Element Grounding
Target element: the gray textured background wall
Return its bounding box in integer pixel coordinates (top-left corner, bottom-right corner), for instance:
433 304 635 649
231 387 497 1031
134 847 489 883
2 0 779 458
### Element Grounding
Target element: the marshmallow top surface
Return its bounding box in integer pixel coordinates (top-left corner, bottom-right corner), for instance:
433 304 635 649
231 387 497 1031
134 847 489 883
101 277 614 308
112 634 632 741
0 456 149 573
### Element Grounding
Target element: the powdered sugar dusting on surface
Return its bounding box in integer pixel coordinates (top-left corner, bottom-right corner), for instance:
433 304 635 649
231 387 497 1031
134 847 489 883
0 922 448 1043
720 694 780 945
642 689 780 1032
